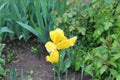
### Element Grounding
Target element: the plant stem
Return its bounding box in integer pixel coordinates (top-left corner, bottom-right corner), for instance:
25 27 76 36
58 70 61 80
58 58 61 80
65 70 68 80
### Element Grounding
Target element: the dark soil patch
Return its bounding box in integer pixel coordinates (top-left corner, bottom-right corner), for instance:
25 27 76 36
4 40 91 80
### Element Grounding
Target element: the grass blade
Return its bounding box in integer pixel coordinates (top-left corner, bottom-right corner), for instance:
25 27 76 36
0 2 7 11
17 21 40 39
0 27 14 35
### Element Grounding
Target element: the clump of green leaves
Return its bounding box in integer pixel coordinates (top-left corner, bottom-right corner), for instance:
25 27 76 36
56 0 120 79
6 50 16 63
56 0 119 48
0 0 29 41
17 0 67 43
0 0 67 43
0 43 5 79
84 34 120 79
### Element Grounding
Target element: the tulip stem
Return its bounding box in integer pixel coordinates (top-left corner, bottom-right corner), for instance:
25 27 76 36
58 70 61 80
58 60 61 80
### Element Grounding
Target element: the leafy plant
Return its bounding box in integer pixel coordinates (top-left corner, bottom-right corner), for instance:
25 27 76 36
17 0 67 43
0 0 30 41
54 50 71 74
45 28 77 80
0 43 5 79
55 0 120 80
84 37 120 79
0 27 13 42
6 50 16 63
56 0 119 48
0 0 67 42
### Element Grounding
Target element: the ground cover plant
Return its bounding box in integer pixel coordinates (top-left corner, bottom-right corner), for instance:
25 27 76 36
56 0 120 79
0 0 120 80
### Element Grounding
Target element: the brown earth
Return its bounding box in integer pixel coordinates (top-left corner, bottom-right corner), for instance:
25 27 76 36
4 40 91 80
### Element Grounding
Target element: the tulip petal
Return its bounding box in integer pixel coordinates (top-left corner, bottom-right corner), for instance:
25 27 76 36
50 28 67 44
45 50 59 64
50 50 59 64
69 36 77 46
46 56 51 62
56 40 71 50
45 42 57 52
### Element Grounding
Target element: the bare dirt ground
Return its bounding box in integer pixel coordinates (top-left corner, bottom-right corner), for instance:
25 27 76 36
4 40 91 80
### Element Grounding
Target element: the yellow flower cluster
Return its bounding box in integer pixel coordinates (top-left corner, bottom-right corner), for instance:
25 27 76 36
45 28 77 64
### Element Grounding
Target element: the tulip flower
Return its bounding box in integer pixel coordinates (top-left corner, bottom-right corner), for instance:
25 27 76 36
45 28 77 52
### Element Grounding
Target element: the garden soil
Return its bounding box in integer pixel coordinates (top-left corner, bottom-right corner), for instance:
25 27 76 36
4 40 91 80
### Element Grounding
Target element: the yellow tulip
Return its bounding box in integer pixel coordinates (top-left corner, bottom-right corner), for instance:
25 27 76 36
56 40 71 50
46 50 59 64
45 28 77 52
56 36 77 50
45 42 57 52
68 36 77 46
50 28 67 44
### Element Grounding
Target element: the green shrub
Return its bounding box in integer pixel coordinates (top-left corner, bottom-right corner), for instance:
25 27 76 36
55 0 120 79
56 0 119 48
84 34 120 79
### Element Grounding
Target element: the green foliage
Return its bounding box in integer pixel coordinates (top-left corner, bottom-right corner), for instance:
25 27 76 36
84 36 120 79
68 33 120 79
0 27 13 42
55 0 120 79
17 22 43 42
16 0 67 43
31 46 41 57
0 0 67 42
10 67 16 80
9 67 41 80
1 0 120 79
0 43 5 78
54 50 71 75
6 50 16 63
0 0 30 41
56 0 119 48
59 50 71 74
17 0 67 43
